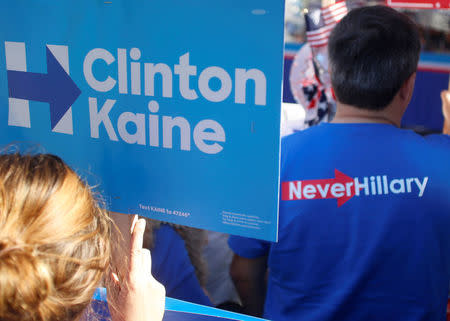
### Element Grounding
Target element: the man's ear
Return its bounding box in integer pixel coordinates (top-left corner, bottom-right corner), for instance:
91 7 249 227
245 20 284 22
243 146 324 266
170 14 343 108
399 72 416 103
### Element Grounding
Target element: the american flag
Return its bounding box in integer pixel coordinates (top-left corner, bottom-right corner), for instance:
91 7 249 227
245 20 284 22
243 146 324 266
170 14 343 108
305 1 348 48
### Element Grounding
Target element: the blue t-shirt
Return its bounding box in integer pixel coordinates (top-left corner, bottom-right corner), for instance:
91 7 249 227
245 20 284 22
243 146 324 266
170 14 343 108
229 123 450 321
152 224 211 306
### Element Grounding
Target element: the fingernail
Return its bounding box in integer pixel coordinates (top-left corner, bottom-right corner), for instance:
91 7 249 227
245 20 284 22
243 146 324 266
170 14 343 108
111 272 119 283
138 218 146 231
130 214 138 233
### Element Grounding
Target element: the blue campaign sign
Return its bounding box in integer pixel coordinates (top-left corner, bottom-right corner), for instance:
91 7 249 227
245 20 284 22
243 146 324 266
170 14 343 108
90 288 267 321
0 0 285 241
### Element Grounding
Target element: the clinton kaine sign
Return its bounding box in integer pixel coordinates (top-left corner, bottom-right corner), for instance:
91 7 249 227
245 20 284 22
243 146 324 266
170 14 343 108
0 0 285 241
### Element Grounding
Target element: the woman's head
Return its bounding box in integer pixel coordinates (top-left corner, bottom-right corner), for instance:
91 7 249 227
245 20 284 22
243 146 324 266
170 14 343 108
0 153 111 321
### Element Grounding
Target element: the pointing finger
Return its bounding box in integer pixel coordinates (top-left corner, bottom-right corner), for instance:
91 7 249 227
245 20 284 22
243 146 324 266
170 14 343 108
130 218 146 273
141 248 152 274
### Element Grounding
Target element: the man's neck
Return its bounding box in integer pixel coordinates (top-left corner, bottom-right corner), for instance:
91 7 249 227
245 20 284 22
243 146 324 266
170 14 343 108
332 102 402 127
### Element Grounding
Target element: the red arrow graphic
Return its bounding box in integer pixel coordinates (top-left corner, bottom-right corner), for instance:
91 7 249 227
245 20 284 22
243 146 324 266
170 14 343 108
281 169 356 207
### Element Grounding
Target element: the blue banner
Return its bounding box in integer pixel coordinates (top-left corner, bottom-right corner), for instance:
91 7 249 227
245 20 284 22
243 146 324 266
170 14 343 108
91 288 267 321
0 0 285 241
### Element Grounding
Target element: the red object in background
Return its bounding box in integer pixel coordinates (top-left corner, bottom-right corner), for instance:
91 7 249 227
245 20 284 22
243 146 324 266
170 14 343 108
447 299 450 321
386 0 449 9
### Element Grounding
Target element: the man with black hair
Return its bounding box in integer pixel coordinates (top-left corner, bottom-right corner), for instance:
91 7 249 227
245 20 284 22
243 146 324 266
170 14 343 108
229 6 450 321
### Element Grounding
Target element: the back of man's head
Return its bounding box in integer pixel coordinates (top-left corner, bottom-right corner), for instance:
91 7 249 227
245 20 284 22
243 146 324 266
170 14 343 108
328 6 420 111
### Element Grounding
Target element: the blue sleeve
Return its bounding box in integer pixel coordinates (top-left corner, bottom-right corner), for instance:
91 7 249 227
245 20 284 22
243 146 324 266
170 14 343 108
151 224 211 306
228 235 270 258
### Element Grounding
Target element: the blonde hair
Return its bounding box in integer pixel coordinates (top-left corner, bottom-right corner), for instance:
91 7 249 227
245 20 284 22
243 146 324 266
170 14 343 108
0 153 111 321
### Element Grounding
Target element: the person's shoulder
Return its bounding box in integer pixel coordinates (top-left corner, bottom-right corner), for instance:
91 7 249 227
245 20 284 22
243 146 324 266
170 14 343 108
155 224 178 241
376 127 450 150
153 224 186 256
281 125 327 159
423 133 450 150
401 132 450 157
152 225 195 282
228 235 271 259
282 124 325 145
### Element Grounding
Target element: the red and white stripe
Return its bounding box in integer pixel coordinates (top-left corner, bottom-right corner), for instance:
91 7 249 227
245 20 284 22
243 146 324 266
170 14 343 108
306 1 348 48
322 1 348 26
306 23 335 47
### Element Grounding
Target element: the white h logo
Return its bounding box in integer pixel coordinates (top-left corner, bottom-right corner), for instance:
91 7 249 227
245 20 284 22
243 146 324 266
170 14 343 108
5 41 74 134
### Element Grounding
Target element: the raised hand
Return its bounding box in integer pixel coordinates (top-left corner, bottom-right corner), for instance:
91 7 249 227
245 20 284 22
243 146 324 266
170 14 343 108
108 215 166 321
